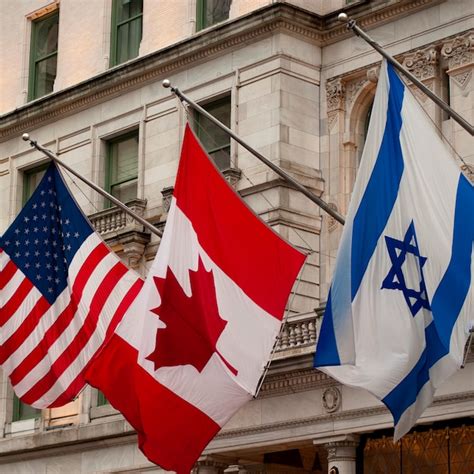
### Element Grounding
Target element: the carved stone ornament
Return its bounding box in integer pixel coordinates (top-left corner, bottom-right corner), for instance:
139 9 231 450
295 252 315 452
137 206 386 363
402 46 439 81
441 31 474 70
322 386 341 413
161 186 174 213
451 69 472 90
367 66 380 83
326 78 345 113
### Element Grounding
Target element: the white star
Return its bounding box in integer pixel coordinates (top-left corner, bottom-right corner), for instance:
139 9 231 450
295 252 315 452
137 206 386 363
15 252 20 258
36 274 42 280
14 229 20 234
23 216 29 223
33 203 38 209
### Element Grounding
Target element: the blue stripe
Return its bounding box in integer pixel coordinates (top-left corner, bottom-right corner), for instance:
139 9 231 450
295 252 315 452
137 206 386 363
314 290 341 366
382 321 444 424
382 175 473 425
351 64 405 300
431 174 474 348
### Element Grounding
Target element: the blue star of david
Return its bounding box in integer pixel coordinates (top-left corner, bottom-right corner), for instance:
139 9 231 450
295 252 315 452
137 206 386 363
381 221 431 317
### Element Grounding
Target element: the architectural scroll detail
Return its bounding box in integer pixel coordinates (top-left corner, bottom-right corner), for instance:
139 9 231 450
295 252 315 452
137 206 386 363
441 31 474 70
402 45 439 81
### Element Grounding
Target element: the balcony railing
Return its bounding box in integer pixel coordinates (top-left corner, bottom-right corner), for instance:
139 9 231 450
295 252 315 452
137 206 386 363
88 199 148 238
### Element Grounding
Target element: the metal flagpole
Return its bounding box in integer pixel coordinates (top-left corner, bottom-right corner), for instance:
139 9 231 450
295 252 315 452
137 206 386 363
22 133 163 238
338 13 474 136
162 80 346 226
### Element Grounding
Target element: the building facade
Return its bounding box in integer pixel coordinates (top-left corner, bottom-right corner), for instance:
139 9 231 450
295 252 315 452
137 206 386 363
0 0 473 472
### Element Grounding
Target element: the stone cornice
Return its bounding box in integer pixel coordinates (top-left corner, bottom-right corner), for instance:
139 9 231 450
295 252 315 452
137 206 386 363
217 390 474 440
0 1 448 142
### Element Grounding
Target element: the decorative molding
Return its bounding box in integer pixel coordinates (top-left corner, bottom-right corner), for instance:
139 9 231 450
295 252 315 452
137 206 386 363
326 202 339 233
441 31 474 71
366 66 380 84
222 167 242 187
326 78 345 113
322 387 341 413
160 186 174 213
217 390 474 440
402 45 439 82
258 368 331 399
451 69 472 90
0 3 456 142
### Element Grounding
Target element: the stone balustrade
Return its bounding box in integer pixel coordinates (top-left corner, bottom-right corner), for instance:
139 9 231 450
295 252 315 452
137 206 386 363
88 199 148 238
274 312 318 354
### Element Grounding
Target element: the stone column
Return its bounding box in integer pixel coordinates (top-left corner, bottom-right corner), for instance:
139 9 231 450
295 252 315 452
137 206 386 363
324 435 359 474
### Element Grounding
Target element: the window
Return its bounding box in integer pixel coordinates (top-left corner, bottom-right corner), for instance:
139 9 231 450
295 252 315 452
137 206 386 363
23 163 49 204
97 391 108 406
12 395 40 422
195 96 231 170
106 131 139 205
28 10 59 101
110 0 143 67
196 0 232 31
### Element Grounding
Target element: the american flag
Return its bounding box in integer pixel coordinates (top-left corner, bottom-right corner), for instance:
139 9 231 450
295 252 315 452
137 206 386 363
0 162 143 408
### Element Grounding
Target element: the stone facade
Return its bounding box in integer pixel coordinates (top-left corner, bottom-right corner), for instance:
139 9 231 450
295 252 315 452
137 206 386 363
0 0 473 473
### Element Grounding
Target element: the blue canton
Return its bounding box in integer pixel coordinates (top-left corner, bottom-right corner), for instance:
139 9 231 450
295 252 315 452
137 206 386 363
381 221 431 316
0 163 94 304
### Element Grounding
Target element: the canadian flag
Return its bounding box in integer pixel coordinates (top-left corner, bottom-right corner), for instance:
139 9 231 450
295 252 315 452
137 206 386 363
86 125 306 473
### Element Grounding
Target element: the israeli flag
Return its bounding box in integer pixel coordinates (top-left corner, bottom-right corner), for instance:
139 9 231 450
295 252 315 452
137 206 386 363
314 60 473 439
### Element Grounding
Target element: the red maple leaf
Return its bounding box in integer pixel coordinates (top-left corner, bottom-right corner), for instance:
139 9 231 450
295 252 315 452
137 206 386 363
146 258 237 375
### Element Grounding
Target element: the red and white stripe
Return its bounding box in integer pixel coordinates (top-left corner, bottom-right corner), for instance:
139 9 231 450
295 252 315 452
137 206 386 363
0 234 143 408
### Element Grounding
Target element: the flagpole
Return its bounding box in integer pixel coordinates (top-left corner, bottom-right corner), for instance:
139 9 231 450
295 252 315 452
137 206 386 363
338 13 474 136
162 81 346 225
21 133 163 238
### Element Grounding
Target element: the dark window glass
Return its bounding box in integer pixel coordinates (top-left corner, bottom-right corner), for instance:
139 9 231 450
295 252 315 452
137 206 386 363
110 0 143 66
195 96 231 170
106 131 139 205
28 11 59 100
13 395 40 422
23 164 49 204
196 0 232 31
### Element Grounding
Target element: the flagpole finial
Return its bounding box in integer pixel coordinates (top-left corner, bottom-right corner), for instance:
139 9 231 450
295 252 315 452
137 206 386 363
162 79 171 89
338 13 349 23
22 133 30 141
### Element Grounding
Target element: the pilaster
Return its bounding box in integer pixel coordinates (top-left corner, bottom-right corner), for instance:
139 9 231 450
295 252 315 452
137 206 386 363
441 31 474 166
402 45 442 124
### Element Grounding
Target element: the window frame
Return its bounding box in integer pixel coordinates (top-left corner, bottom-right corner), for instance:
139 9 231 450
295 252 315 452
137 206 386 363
195 95 232 170
27 9 59 101
12 395 40 422
105 130 139 206
22 162 50 205
196 0 231 32
109 0 143 67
